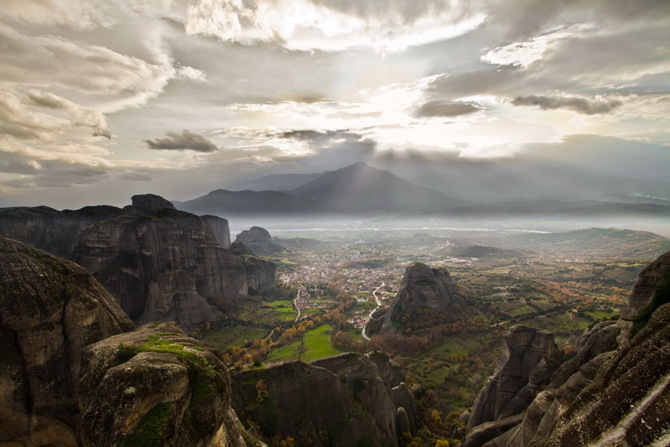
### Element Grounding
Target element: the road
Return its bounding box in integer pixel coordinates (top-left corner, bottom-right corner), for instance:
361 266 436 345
293 290 302 323
361 281 385 341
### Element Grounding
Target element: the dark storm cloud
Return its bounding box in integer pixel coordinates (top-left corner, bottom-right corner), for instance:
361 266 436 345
144 129 219 153
414 101 482 117
511 95 623 115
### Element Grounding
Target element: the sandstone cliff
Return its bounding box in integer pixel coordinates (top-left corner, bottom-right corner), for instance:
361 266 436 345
235 226 285 256
71 209 244 331
463 327 561 447
0 205 124 258
79 322 265 447
0 237 133 446
203 214 231 248
232 352 412 447
382 263 458 333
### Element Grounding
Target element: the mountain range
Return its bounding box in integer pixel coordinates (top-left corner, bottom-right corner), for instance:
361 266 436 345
176 162 670 219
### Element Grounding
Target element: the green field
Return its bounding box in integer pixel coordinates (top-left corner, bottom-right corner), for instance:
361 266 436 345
302 325 342 362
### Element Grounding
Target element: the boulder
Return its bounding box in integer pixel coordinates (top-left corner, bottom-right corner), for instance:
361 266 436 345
392 383 418 435
230 240 256 256
78 322 265 447
0 237 134 446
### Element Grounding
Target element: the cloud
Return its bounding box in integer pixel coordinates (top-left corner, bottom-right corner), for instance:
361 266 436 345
0 23 175 112
144 129 219 153
511 95 623 115
26 90 111 137
185 0 484 52
414 101 482 118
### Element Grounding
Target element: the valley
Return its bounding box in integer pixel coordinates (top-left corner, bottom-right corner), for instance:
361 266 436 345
195 226 666 446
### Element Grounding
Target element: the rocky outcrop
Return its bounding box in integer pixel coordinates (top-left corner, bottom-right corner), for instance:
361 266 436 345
382 263 458 333
620 249 670 322
392 383 418 436
241 256 277 295
544 302 670 447
465 326 561 444
232 353 407 447
0 205 124 258
72 209 247 327
0 237 134 447
468 249 670 447
78 322 264 447
123 193 176 216
235 226 285 256
137 270 223 334
230 240 256 256
202 215 231 248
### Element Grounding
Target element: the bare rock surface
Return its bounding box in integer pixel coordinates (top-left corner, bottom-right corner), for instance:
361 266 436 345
235 226 285 256
72 209 246 327
466 326 561 433
232 353 403 447
382 263 458 333
123 193 176 216
202 215 231 248
78 321 265 447
0 237 134 447
0 205 124 258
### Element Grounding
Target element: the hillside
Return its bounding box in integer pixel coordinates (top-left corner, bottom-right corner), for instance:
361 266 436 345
505 228 670 259
177 189 305 215
227 172 325 191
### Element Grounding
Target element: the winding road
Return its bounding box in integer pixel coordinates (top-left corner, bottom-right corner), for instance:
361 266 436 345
361 281 385 341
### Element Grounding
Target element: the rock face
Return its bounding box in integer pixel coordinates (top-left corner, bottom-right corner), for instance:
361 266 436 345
123 193 176 216
464 326 561 446
467 249 670 447
78 322 264 447
71 209 246 330
382 263 458 333
230 240 256 256
0 205 124 258
235 226 285 256
232 353 412 447
620 249 670 321
202 215 231 248
0 237 134 447
545 303 670 447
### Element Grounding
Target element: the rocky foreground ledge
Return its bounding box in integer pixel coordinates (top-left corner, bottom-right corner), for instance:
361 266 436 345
0 237 263 447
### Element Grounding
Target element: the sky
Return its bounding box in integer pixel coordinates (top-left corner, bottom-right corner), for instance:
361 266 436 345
0 0 669 208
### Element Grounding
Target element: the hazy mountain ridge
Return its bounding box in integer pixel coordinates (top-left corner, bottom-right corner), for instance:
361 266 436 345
227 172 326 191
177 163 670 220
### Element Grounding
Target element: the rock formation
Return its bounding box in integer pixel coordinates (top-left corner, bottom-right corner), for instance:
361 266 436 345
202 214 231 248
71 209 246 329
0 239 264 446
235 226 285 256
0 237 134 446
0 205 124 258
465 249 670 447
382 263 458 333
79 322 264 447
123 193 176 215
232 352 413 447
230 240 256 256
463 326 561 446
0 196 277 333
